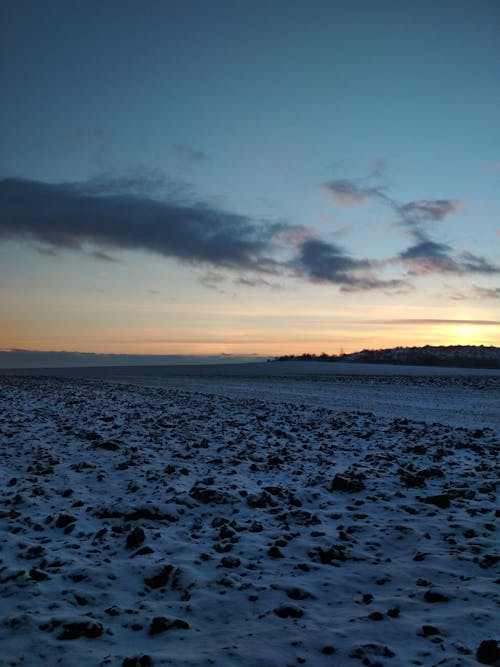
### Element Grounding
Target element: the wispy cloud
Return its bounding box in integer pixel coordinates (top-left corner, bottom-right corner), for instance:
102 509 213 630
89 249 118 262
399 242 500 276
324 179 382 206
399 240 457 275
473 286 500 300
458 252 500 274
1 174 498 294
199 270 227 290
235 276 284 290
173 144 211 162
325 175 460 228
324 172 497 279
368 318 500 326
400 240 452 260
84 168 192 198
399 199 461 224
0 175 408 293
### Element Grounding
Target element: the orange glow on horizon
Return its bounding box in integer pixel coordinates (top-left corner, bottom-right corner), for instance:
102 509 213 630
1 320 498 358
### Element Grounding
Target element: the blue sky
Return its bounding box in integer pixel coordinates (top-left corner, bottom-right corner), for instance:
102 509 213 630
1 0 499 357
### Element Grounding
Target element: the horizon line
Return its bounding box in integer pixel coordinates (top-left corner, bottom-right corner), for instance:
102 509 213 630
1 344 498 370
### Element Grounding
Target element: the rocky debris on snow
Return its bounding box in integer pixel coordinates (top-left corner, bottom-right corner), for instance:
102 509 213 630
126 526 146 550
148 616 189 636
330 472 365 493
57 621 104 640
476 640 500 665
0 373 498 667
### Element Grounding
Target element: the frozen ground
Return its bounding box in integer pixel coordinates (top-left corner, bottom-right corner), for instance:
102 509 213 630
8 360 499 430
0 370 498 666
107 370 500 432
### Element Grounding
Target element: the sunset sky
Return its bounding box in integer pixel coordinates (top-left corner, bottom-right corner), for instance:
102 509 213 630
1 0 499 360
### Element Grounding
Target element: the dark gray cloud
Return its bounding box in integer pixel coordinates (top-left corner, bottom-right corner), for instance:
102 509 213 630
399 238 499 277
295 238 405 291
0 176 408 293
2 175 497 294
400 240 452 260
459 252 500 274
0 177 285 273
325 174 498 279
326 176 459 226
396 199 462 273
399 240 457 275
297 238 367 279
399 199 460 223
399 241 500 276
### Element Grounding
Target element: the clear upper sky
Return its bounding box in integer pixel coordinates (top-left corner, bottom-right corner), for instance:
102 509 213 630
1 0 499 356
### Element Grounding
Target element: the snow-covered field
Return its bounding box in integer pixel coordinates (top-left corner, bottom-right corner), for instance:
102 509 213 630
0 369 498 666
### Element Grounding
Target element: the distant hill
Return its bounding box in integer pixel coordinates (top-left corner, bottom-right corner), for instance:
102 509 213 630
275 345 500 369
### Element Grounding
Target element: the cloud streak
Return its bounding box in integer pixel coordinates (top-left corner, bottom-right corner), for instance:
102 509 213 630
367 318 500 326
473 286 500 300
0 349 267 369
324 179 383 206
325 173 498 278
1 175 498 293
399 242 500 276
326 176 460 226
399 199 460 223
0 177 286 273
0 176 409 292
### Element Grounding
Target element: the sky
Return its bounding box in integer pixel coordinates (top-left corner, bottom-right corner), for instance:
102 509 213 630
1 0 499 361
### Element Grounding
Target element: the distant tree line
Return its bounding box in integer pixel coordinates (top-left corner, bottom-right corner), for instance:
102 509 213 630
274 345 500 369
275 352 340 362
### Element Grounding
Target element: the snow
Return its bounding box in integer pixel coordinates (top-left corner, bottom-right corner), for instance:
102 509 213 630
108 371 500 432
0 370 498 666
